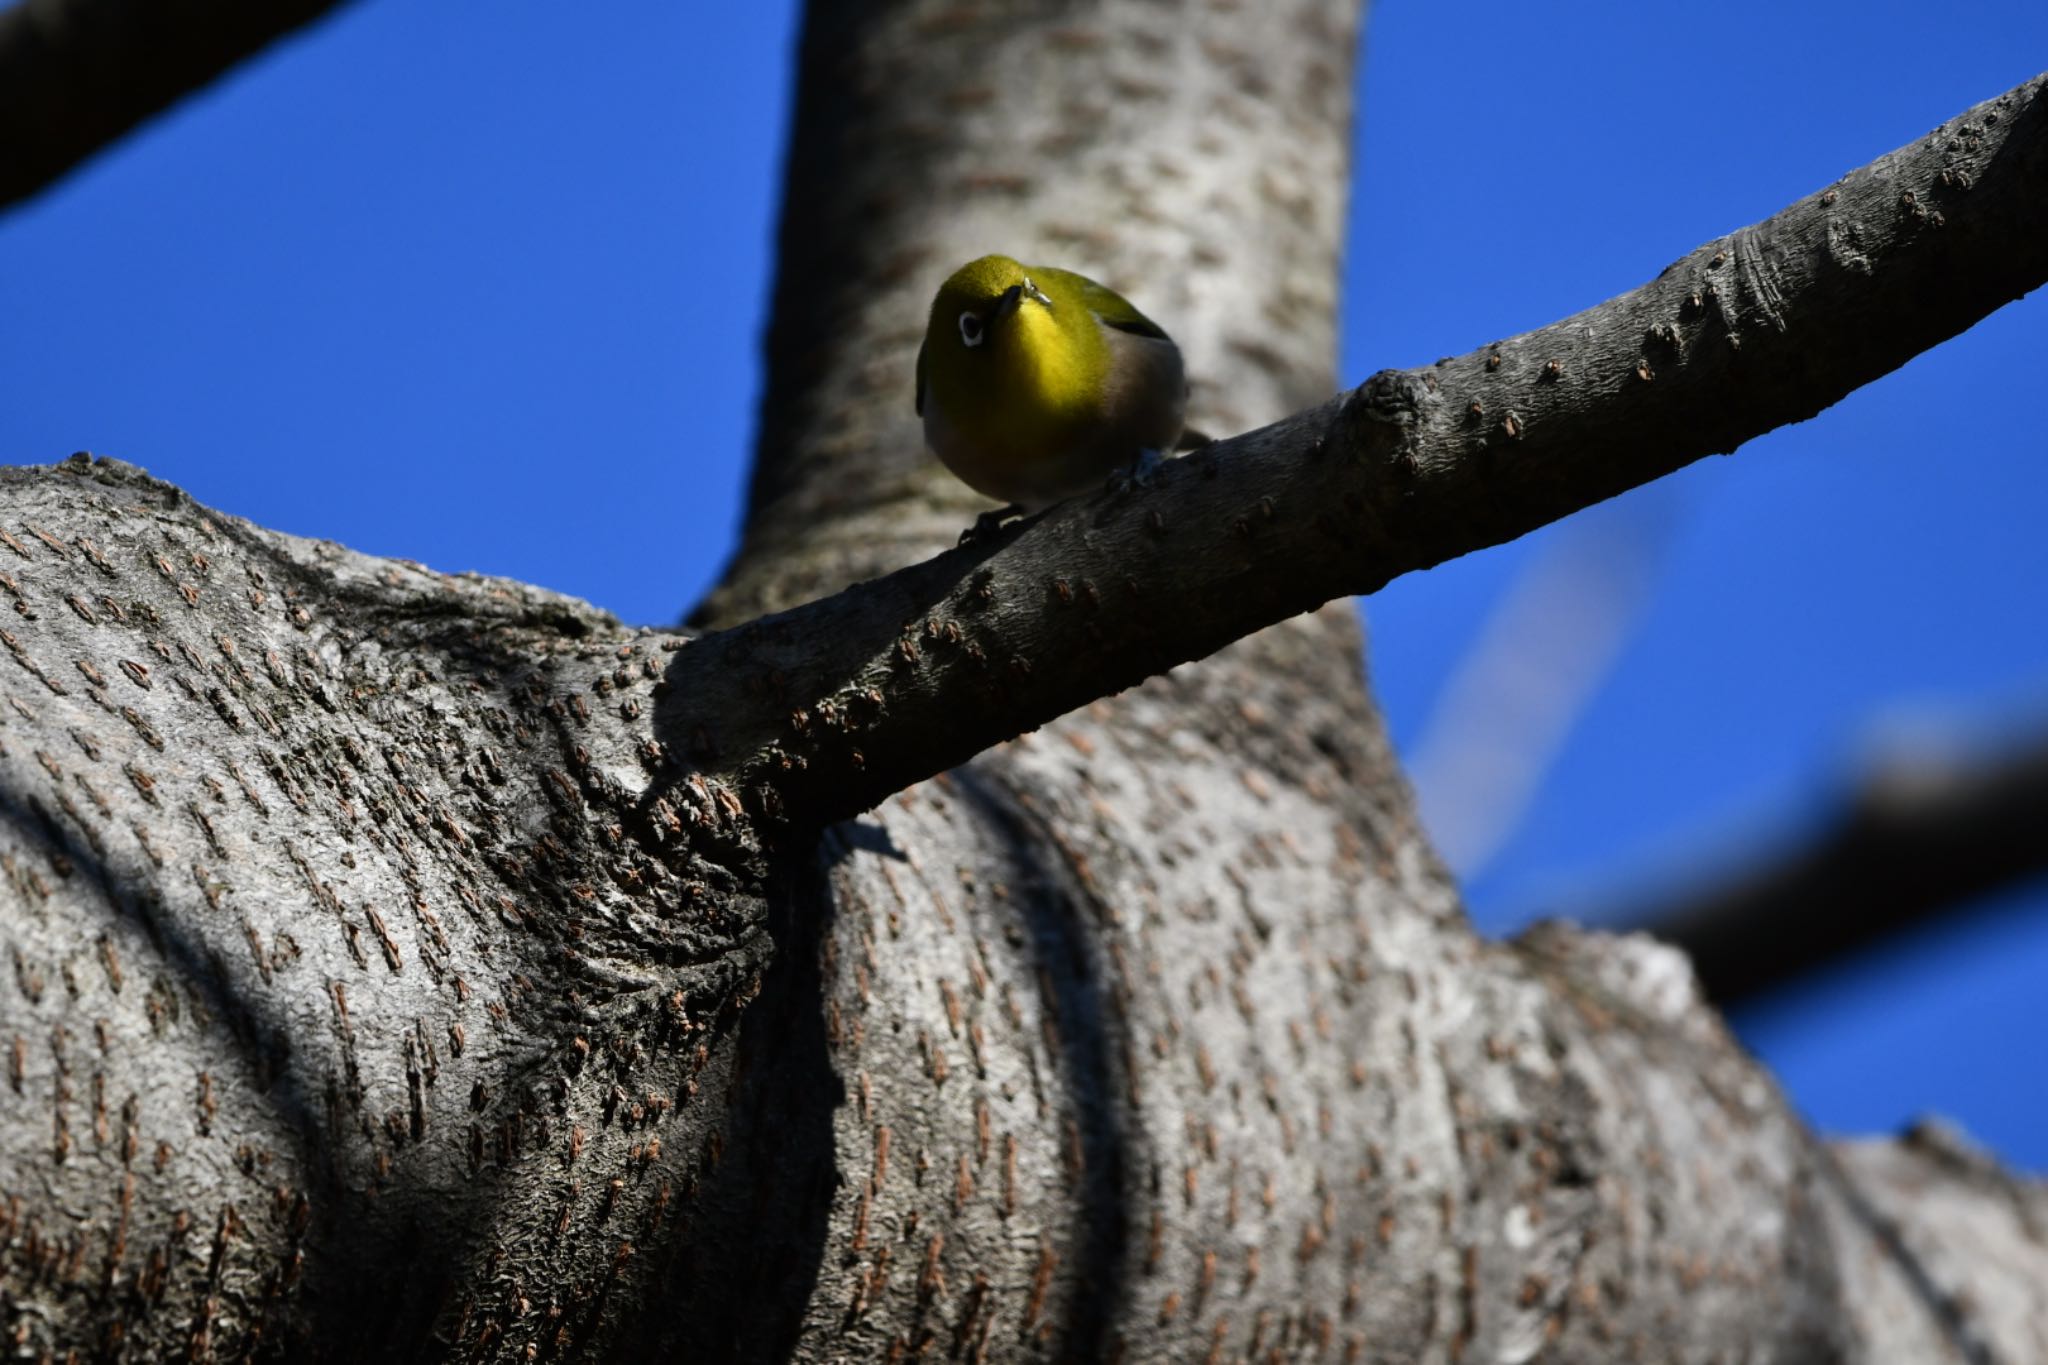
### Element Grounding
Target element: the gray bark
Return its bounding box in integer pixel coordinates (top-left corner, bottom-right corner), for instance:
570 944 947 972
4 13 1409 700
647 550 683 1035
1 3 2045 1362
685 64 2048 829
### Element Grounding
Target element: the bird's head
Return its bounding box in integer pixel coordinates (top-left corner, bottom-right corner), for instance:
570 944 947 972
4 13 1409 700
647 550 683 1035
928 254 1057 356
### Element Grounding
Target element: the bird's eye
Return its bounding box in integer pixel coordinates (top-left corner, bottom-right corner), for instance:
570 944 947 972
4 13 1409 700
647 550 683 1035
958 311 984 348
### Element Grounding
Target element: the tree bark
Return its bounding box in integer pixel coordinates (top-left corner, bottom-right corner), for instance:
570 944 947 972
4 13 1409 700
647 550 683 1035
1 4 2044 1364
681 59 2048 829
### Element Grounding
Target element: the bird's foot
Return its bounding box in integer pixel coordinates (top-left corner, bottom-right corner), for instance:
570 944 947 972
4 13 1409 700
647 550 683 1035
959 504 1024 546
1106 448 1164 496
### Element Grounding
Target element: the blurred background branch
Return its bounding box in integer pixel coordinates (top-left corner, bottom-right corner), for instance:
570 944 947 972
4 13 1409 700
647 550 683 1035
1404 494 1681 881
0 0 353 212
1407 500 2048 1009
1621 723 2048 1006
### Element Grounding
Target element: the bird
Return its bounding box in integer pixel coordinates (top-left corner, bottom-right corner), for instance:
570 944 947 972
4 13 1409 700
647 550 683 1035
915 254 1201 539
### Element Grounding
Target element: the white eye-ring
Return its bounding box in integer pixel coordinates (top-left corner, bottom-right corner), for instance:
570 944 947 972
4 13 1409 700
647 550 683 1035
958 311 984 348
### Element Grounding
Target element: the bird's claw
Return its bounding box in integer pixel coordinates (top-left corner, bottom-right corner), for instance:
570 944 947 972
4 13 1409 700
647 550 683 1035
959 505 1023 546
1106 448 1164 496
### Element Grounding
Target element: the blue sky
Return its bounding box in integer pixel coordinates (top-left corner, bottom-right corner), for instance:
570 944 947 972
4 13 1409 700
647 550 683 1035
3 2 2044 1165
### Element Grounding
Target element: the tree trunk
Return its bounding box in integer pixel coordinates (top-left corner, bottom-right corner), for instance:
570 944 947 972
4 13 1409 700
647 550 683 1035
2 2 2044 1361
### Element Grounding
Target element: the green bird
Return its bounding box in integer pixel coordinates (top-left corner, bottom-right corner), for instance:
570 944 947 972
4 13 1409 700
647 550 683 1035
916 255 1198 535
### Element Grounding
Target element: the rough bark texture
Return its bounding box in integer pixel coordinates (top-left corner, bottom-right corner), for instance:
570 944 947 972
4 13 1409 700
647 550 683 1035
0 0 354 213
678 63 2048 830
0 459 757 1360
2 3 2046 1364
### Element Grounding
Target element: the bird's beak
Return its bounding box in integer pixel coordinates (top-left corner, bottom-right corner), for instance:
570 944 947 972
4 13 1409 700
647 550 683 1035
993 283 1026 322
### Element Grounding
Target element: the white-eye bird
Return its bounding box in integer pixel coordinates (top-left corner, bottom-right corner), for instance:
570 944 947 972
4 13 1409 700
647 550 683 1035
916 255 1198 533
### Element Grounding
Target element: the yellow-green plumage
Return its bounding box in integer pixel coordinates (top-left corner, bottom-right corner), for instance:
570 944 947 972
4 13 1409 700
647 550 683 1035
917 255 1187 509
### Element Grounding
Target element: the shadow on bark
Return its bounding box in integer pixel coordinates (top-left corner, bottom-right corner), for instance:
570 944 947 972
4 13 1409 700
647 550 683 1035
0 788 314 1152
0 773 490 1360
619 848 842 1362
950 766 1135 1360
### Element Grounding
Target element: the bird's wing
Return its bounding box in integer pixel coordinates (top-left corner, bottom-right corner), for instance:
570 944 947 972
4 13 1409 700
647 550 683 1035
1042 266 1171 340
914 335 927 417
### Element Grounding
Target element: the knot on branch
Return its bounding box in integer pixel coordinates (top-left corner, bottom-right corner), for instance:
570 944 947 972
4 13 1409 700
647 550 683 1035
1340 368 1434 474
1350 368 1429 427
1516 920 1712 1036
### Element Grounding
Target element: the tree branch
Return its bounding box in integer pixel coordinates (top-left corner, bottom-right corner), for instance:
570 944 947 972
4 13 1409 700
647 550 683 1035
1827 1120 2048 1361
1620 725 2048 1006
662 72 2048 829
0 0 352 213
